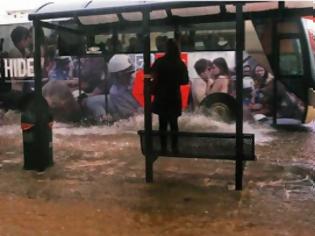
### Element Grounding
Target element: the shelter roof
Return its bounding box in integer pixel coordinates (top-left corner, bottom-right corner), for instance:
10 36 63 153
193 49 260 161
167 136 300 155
29 0 313 25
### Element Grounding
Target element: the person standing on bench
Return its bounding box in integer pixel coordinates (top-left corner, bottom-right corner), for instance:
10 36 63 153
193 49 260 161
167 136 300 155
151 39 189 154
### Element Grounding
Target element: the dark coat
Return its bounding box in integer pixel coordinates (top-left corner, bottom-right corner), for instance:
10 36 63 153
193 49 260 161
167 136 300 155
151 56 189 117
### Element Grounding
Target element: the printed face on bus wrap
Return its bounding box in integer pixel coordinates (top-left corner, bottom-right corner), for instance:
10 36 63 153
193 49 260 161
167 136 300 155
115 67 135 85
200 65 213 81
21 35 31 49
255 65 266 79
212 64 221 77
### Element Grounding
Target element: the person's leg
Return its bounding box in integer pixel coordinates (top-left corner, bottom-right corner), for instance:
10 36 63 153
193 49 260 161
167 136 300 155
169 116 179 153
159 115 168 152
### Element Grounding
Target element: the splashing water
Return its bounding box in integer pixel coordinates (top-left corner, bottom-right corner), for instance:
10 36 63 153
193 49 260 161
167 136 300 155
178 113 275 145
0 112 275 145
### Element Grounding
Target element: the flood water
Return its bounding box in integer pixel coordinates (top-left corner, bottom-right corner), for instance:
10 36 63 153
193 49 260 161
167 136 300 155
0 111 314 235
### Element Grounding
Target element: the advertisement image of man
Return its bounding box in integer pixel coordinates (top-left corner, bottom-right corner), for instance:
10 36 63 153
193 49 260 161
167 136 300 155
191 58 214 110
82 54 141 123
108 54 142 120
9 26 33 92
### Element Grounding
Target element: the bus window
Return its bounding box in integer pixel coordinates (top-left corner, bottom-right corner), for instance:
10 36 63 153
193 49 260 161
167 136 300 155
92 34 124 53
277 21 299 34
89 31 176 54
245 20 272 72
117 33 142 53
179 22 236 51
253 18 305 75
279 38 304 76
94 34 110 47
150 31 174 52
92 33 116 54
253 18 273 56
114 32 148 53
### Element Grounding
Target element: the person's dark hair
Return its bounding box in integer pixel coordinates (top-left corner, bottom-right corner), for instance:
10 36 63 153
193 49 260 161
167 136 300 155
194 58 212 75
213 57 229 76
155 35 167 51
253 64 268 79
165 39 180 59
10 26 30 46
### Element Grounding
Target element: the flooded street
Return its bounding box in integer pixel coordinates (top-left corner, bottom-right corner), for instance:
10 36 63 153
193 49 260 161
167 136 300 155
0 113 314 235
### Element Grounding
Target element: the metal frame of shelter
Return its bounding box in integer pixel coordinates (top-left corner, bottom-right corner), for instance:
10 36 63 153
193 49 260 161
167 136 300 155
28 1 313 190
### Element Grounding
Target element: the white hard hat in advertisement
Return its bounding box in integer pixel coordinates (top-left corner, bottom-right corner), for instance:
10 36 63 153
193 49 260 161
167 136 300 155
108 55 132 73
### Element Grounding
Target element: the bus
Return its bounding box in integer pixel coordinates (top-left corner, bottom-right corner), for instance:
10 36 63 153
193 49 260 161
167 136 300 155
1 0 314 126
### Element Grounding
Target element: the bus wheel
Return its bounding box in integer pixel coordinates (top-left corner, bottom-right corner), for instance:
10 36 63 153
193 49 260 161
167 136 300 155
200 93 236 123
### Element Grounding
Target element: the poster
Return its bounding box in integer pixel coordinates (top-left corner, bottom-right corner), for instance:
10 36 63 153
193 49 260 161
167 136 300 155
0 22 306 123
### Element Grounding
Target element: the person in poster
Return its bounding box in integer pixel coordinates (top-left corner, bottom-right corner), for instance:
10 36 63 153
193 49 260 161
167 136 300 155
80 54 141 123
108 54 141 119
210 57 232 95
250 64 304 120
8 26 32 93
191 58 214 110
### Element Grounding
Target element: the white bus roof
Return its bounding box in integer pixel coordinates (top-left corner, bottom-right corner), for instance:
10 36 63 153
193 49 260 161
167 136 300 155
0 1 54 25
0 10 31 25
29 0 313 24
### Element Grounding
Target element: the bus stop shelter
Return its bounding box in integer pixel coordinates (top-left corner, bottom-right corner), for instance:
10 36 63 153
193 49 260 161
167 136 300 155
28 0 313 190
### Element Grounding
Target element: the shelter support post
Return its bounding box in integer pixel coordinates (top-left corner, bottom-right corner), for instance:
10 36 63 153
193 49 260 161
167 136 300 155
235 3 244 191
78 57 81 95
145 153 153 183
34 20 42 100
272 11 279 126
143 8 153 183
20 20 54 171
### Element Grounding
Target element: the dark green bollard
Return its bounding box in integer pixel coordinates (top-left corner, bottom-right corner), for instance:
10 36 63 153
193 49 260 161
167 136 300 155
21 94 53 171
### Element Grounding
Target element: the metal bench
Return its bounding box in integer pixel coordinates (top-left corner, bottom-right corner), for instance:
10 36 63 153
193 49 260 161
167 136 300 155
138 130 255 188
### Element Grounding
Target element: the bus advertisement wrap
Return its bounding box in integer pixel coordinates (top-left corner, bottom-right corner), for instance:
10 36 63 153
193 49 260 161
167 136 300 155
0 21 308 124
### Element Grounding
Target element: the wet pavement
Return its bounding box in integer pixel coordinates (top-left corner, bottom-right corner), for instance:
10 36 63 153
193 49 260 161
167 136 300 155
0 114 314 235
